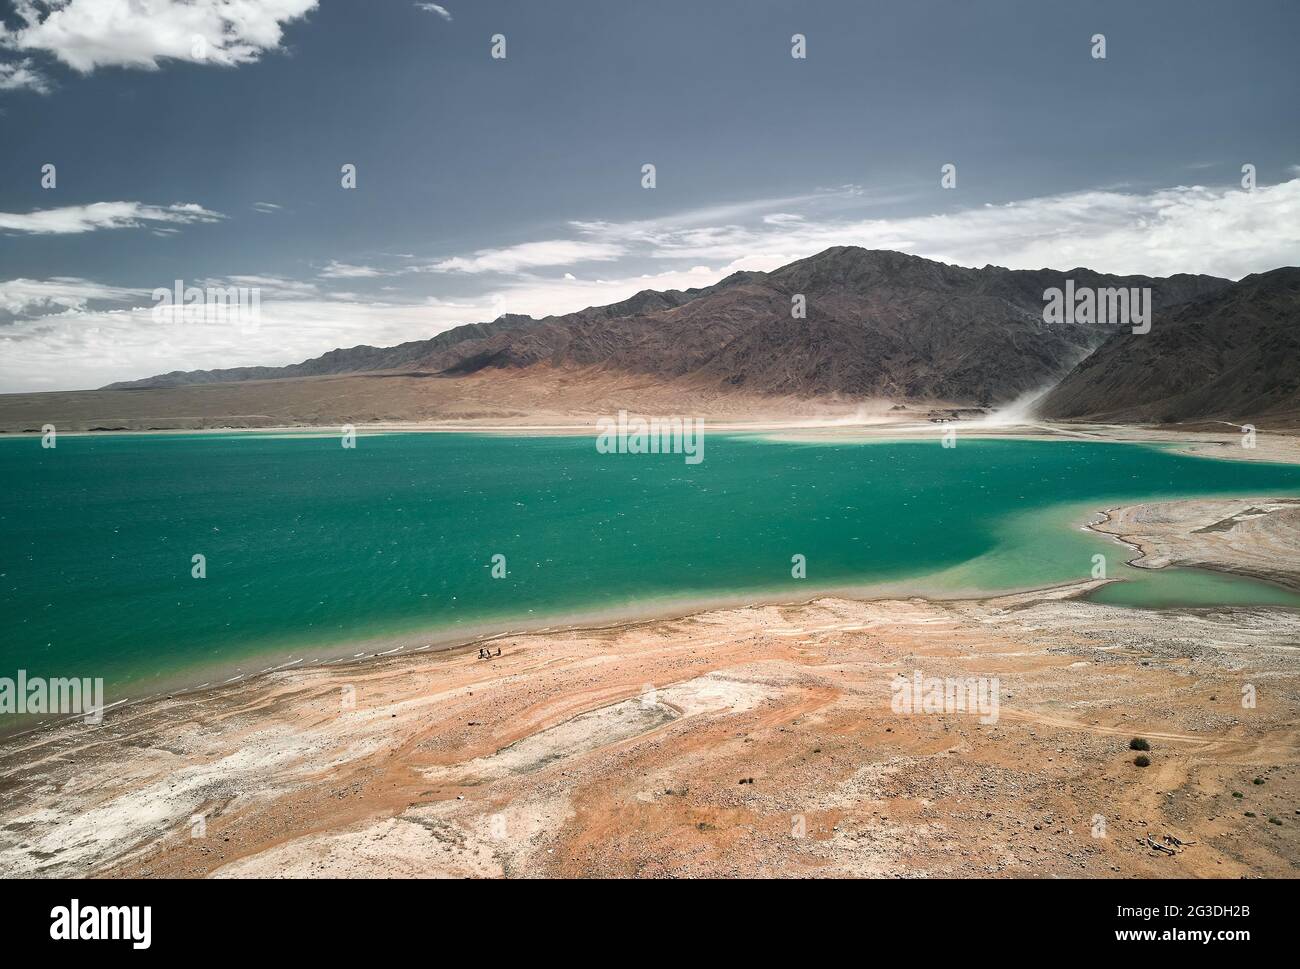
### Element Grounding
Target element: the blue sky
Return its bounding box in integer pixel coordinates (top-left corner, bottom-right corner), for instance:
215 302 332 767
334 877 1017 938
2 0 1298 391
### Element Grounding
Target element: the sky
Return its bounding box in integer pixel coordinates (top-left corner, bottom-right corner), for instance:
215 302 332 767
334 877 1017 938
1 0 1298 392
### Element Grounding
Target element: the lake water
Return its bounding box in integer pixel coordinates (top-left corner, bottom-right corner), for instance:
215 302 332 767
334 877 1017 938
2 432 1299 711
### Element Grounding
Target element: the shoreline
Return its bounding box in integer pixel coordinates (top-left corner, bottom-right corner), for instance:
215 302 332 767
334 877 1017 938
1086 497 1300 595
8 548 1298 745
4 418 1300 470
5 551 1299 877
7 484 1300 743
0 568 1113 743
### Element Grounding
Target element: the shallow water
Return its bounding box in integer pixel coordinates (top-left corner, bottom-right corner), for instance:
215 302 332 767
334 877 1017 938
1087 565 1300 608
2 432 1299 703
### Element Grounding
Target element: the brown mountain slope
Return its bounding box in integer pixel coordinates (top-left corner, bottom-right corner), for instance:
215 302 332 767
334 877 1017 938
417 248 1227 404
1035 267 1300 423
103 315 539 389
103 247 1229 405
103 287 700 390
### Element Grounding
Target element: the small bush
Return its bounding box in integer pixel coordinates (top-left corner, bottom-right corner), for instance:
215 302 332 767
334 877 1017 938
1129 737 1151 751
1133 754 1151 768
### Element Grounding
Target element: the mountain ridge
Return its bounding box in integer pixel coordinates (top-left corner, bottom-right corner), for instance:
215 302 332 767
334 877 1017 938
105 247 1232 407
1036 267 1300 423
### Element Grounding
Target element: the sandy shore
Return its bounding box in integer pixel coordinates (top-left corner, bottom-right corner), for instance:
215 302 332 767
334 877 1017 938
6 404 1299 471
1 495 1298 879
1091 498 1300 593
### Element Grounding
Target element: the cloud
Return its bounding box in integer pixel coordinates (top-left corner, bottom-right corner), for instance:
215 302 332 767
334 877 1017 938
573 177 1300 280
251 201 282 213
318 260 393 279
0 285 491 392
0 0 318 73
428 239 626 274
0 201 224 235
414 3 452 21
0 57 50 92
0 277 146 317
476 264 730 320
203 274 321 299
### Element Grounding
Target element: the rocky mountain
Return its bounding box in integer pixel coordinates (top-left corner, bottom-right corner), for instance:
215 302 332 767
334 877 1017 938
1035 267 1300 423
105 247 1231 405
102 314 538 389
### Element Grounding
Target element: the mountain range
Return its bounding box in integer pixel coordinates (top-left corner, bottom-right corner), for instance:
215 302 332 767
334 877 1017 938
1036 266 1300 422
55 247 1300 426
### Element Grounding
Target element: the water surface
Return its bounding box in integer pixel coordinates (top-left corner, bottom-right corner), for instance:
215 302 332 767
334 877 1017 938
2 432 1298 704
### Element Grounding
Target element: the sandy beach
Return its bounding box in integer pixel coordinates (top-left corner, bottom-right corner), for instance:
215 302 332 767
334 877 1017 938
1 484 1297 879
6 386 1299 471
1091 498 1300 592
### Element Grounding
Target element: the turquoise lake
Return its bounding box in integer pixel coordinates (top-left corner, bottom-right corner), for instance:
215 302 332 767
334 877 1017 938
2 432 1299 707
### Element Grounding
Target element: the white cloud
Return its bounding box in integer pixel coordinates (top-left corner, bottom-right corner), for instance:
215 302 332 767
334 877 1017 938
574 177 1300 280
203 274 320 299
566 187 882 246
0 57 49 92
476 265 728 321
414 3 452 21
0 286 492 392
0 277 145 316
1 0 317 73
428 239 626 274
0 200 224 235
318 260 392 279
